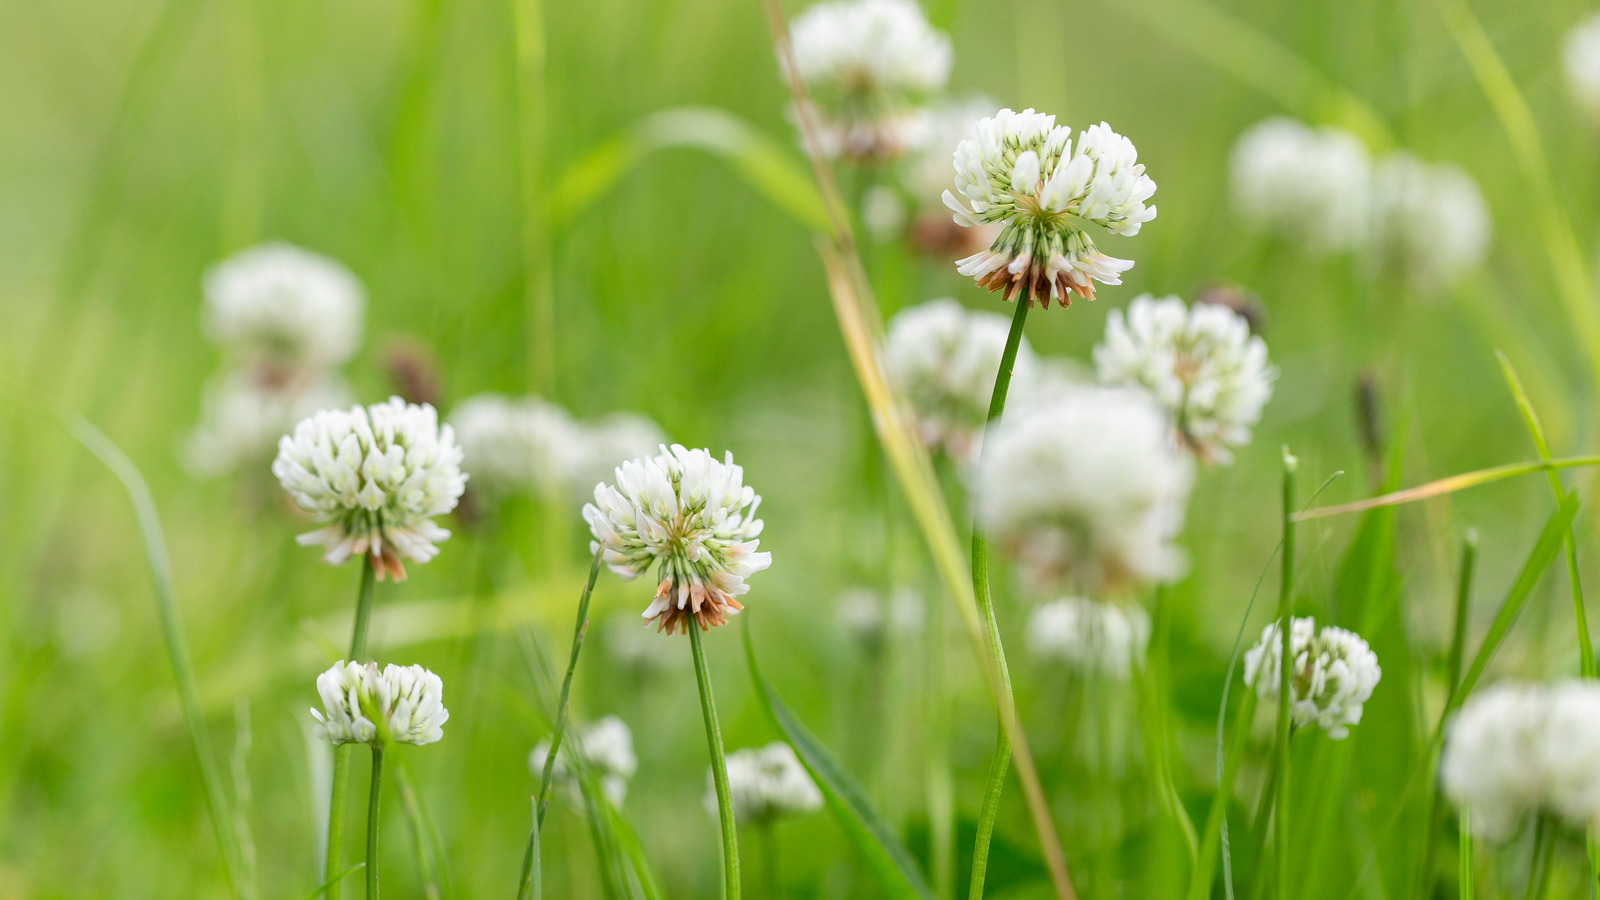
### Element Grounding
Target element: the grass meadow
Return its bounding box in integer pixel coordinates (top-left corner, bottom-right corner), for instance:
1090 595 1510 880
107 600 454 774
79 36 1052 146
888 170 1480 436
4 0 1600 897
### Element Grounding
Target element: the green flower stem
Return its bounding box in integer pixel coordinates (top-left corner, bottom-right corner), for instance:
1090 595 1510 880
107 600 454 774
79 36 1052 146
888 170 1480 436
326 558 378 900
366 745 385 900
691 622 740 900
1524 815 1554 900
1418 532 1479 900
519 548 604 900
758 819 778 900
968 295 1031 900
1459 809 1473 900
1273 451 1298 900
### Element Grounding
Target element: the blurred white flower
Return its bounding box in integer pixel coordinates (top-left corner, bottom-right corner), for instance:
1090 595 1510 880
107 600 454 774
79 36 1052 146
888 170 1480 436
1094 294 1276 464
1230 117 1371 255
310 660 449 747
584 445 771 634
1028 597 1151 680
904 95 999 205
708 741 824 825
605 613 688 673
787 0 952 161
944 110 1157 305
203 242 365 371
861 184 909 241
1442 680 1600 841
835 585 925 645
1367 152 1491 290
272 397 467 580
1243 617 1381 740
563 413 670 502
975 386 1193 594
1565 13 1600 123
184 369 352 477
884 298 1035 463
448 393 576 500
529 715 639 808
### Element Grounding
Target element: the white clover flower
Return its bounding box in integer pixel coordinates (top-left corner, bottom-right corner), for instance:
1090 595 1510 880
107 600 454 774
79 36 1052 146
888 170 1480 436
1441 681 1600 841
708 742 824 825
975 387 1193 594
1243 617 1381 740
884 298 1036 463
1093 294 1276 464
1565 13 1600 123
1230 117 1371 255
562 413 669 503
1367 152 1491 291
584 445 772 634
1027 597 1151 681
943 110 1157 306
448 393 576 500
272 397 467 580
203 243 365 371
787 0 951 161
310 660 449 747
184 369 352 477
529 715 639 808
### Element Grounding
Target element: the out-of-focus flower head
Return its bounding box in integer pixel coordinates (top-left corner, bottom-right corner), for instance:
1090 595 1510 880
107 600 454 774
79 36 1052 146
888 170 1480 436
448 393 576 501
1243 616 1381 740
1028 597 1151 680
272 397 467 580
1442 680 1600 841
1367 152 1491 291
584 445 771 634
884 298 1036 464
1094 294 1277 464
708 741 824 825
1230 118 1371 255
975 386 1193 594
786 0 952 161
563 413 670 503
835 585 925 646
1565 13 1600 123
529 715 639 808
184 369 352 478
203 242 366 373
943 110 1157 306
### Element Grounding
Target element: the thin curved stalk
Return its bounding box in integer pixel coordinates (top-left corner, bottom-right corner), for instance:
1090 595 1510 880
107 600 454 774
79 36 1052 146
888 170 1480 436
966 296 1029 900
691 623 740 899
1295 456 1600 521
367 745 385 900
326 560 378 900
1272 451 1298 899
519 548 604 898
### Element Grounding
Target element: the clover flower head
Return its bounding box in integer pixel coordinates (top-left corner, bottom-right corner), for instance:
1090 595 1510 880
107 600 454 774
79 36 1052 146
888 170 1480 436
272 397 467 580
884 298 1036 463
203 242 365 371
708 742 823 825
1230 117 1371 254
584 445 771 634
787 0 952 161
1566 13 1600 123
448 393 576 501
1368 152 1491 290
529 715 639 808
1243 617 1381 740
975 386 1193 594
1442 680 1600 841
1028 597 1151 681
184 369 352 477
1094 294 1277 464
310 660 449 747
942 110 1157 306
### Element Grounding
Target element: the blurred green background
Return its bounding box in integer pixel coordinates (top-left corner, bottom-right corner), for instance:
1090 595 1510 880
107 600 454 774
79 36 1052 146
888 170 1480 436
4 0 1600 896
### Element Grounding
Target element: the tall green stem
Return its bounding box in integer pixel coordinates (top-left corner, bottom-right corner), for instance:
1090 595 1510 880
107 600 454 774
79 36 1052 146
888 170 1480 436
1272 451 1298 900
1524 815 1554 900
327 558 378 900
518 548 604 899
967 296 1030 900
367 745 385 900
691 623 740 900
1419 532 1479 899
1459 809 1473 900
